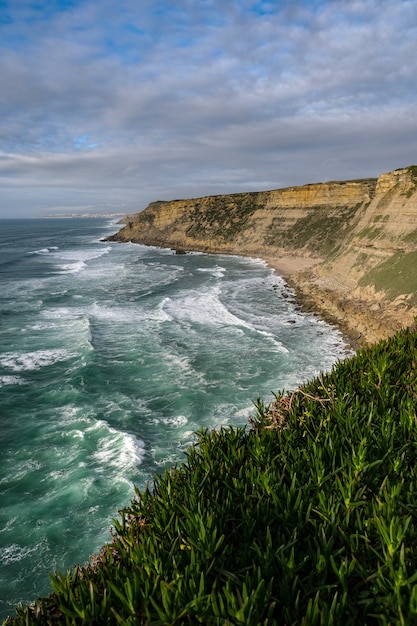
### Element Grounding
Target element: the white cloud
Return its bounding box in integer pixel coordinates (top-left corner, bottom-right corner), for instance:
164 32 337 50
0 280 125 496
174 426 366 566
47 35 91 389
0 0 416 216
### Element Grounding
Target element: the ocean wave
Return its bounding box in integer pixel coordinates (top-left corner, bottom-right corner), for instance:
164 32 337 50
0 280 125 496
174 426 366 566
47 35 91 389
0 349 73 372
0 459 43 485
89 419 146 472
162 287 245 327
196 265 226 278
28 246 59 255
162 286 289 353
52 246 112 263
158 415 189 427
49 246 112 274
56 261 87 274
156 297 173 322
89 302 146 324
0 375 25 387
1 542 39 565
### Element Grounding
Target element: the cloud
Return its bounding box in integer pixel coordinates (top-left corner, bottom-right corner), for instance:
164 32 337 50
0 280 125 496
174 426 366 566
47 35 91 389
0 0 416 216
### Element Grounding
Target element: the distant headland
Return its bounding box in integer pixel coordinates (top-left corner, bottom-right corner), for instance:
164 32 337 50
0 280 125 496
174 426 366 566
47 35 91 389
39 212 126 219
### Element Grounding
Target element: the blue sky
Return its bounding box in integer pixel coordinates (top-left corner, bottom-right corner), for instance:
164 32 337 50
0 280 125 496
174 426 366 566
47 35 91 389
0 0 416 217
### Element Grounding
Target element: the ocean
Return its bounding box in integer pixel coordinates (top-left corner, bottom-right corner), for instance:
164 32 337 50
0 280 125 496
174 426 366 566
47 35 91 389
0 217 351 619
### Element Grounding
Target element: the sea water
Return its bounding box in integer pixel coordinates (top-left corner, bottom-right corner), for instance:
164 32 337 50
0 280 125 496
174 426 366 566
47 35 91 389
0 217 350 619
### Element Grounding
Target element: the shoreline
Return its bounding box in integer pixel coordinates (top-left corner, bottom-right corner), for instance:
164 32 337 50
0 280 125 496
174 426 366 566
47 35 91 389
107 234 413 351
261 255 323 278
262 256 362 351
254 254 413 352
106 165 417 353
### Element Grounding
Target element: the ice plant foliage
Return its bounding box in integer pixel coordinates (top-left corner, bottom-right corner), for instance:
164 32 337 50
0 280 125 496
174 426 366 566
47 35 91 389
6 326 417 625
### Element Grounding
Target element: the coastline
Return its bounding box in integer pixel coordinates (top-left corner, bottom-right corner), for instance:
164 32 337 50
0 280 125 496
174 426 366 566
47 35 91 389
106 228 415 351
261 255 322 278
252 253 414 352
105 165 417 352
109 235 409 350
260 256 363 351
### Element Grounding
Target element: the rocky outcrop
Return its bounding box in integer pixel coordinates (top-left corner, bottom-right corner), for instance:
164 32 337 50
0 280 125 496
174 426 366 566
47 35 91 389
108 166 417 347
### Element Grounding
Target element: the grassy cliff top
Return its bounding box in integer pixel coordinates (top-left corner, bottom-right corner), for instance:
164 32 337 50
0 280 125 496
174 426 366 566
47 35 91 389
6 324 417 625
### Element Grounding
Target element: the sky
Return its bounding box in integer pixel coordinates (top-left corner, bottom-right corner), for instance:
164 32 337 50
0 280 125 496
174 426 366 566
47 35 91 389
0 0 416 217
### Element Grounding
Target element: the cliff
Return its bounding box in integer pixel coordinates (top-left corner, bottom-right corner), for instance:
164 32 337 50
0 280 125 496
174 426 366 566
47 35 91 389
107 166 417 347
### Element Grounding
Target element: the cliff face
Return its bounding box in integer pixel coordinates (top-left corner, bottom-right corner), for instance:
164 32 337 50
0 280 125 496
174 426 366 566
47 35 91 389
110 178 377 258
108 166 417 346
300 166 417 344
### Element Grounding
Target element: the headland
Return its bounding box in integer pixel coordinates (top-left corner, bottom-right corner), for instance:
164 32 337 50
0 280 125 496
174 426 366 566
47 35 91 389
107 166 417 348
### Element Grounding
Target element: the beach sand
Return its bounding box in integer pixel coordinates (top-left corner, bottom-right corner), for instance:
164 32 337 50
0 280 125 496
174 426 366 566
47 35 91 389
263 256 322 278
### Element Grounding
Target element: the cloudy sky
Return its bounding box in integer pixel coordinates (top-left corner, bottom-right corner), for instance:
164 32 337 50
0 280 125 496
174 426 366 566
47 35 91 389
0 0 416 217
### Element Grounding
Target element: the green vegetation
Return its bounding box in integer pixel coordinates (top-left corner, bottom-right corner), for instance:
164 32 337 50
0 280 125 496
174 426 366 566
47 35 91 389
356 226 383 240
185 194 261 242
265 204 364 256
139 211 155 227
354 252 369 266
406 166 417 180
328 178 377 185
7 326 417 625
403 229 417 245
359 251 417 302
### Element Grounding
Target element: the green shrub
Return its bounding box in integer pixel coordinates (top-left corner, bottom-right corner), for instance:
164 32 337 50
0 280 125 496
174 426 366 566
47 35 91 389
359 251 417 302
6 326 417 625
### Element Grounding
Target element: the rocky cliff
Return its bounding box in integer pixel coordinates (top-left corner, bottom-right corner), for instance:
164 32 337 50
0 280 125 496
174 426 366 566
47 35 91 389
108 166 417 347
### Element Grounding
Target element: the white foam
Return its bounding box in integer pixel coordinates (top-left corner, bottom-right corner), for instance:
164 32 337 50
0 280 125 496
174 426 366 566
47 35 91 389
0 517 17 533
0 459 43 485
90 420 146 471
162 287 288 352
40 308 91 332
56 261 87 274
1 543 38 564
163 353 193 375
28 246 59 255
0 375 25 387
162 287 245 327
29 309 81 332
197 265 226 278
88 301 171 330
49 470 67 481
89 303 144 324
66 429 85 439
160 415 188 427
51 246 112 263
156 298 173 322
57 405 94 427
41 306 80 320
152 453 179 468
0 349 72 372
234 405 253 419
181 430 196 440
49 246 112 274
256 329 289 353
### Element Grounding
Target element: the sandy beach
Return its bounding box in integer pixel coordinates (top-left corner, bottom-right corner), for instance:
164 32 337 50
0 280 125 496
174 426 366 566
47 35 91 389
263 256 322 278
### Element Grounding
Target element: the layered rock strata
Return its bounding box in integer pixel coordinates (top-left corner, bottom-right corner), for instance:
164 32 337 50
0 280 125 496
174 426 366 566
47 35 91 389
108 166 417 347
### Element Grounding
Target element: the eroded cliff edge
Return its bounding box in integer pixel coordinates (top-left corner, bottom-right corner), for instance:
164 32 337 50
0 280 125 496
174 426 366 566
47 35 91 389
108 166 417 347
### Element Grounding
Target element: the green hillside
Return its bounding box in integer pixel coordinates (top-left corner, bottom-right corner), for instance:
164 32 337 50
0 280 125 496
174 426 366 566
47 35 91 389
6 325 417 625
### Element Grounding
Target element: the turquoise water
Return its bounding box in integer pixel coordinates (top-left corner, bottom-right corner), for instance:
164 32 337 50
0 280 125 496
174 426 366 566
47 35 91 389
0 218 350 619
